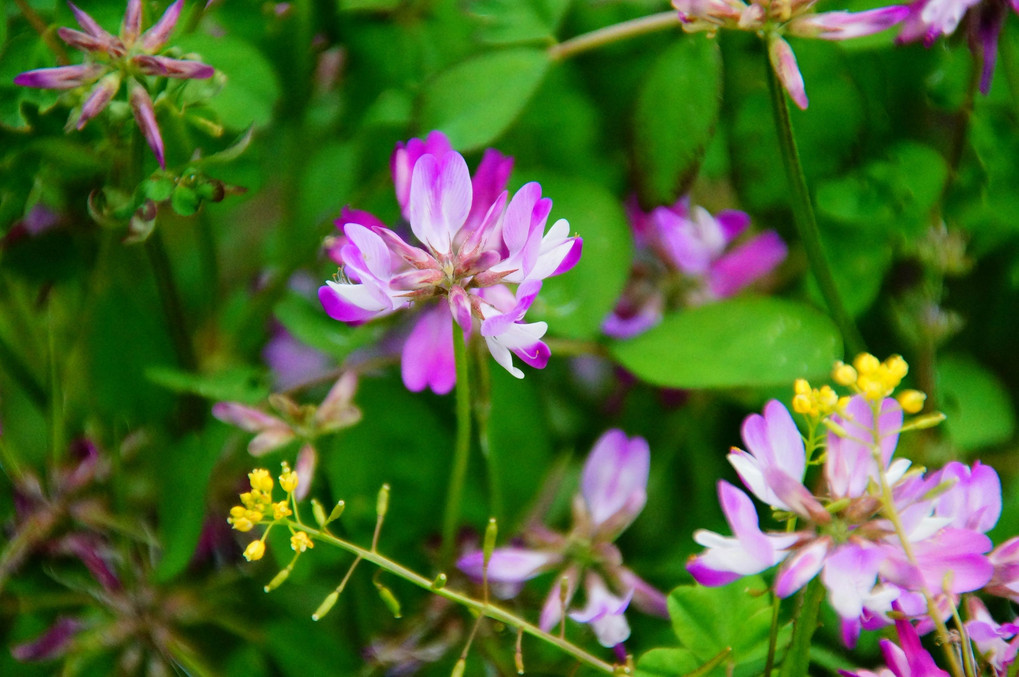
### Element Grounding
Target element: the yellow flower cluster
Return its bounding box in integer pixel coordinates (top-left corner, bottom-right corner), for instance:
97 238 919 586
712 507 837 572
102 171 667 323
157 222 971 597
832 353 926 414
228 463 308 563
792 378 842 418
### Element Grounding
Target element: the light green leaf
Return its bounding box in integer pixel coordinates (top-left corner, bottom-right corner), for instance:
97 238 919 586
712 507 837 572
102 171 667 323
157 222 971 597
469 0 571 45
631 35 722 207
610 298 842 389
418 47 549 152
146 365 269 403
637 648 702 677
668 576 789 677
529 173 633 340
273 291 387 362
938 353 1015 453
176 34 281 131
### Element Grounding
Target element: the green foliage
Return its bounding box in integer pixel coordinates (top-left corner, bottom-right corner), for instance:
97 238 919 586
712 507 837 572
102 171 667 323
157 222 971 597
418 47 550 151
610 298 843 388
469 0 571 45
938 353 1016 453
631 36 722 208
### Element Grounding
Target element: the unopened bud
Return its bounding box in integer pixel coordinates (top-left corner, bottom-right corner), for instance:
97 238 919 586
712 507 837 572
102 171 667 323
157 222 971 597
264 567 291 592
832 361 857 386
902 411 946 431
243 539 266 562
376 484 390 519
451 659 466 677
896 389 926 414
328 500 346 523
853 353 880 375
431 573 447 590
483 518 498 566
312 499 327 527
374 580 402 618
312 590 339 621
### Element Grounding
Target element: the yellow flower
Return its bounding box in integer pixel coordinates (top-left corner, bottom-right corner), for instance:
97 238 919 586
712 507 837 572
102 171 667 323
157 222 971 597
279 462 299 495
273 501 292 520
243 539 266 561
897 389 926 414
290 532 314 553
248 468 274 493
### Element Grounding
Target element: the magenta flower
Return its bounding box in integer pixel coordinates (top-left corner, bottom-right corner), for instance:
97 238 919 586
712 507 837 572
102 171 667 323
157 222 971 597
965 597 1019 675
672 0 908 108
456 429 666 648
840 609 950 677
604 196 786 338
688 395 998 644
897 0 1019 93
319 132 582 393
14 0 214 168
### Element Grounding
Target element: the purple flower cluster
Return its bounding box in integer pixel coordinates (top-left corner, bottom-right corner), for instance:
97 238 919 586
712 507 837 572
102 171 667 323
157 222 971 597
14 0 213 168
319 131 582 394
457 430 667 650
604 196 786 338
688 394 1003 646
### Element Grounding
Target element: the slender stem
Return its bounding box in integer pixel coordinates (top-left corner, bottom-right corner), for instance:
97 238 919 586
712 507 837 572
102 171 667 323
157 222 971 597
777 578 825 677
196 212 220 316
0 331 47 410
440 328 473 568
289 521 617 675
472 340 502 525
146 230 198 372
13 0 69 64
764 48 865 357
765 515 799 677
47 307 64 465
868 403 963 677
548 11 679 62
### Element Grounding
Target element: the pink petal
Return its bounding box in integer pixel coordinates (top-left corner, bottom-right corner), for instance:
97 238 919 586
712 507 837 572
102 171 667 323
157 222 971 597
407 151 472 254
768 36 808 110
708 230 787 298
401 306 456 394
128 81 165 168
140 0 184 51
456 547 559 583
133 54 214 79
14 64 104 89
580 429 650 530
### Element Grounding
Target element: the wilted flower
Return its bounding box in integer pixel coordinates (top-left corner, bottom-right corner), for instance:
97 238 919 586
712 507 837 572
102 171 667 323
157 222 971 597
213 372 361 499
605 196 786 338
671 0 908 108
14 0 214 168
457 429 667 649
319 131 582 394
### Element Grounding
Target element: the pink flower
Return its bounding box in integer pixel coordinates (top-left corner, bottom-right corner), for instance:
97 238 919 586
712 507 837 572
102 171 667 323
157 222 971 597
320 132 581 393
14 0 214 168
604 196 786 338
457 429 666 647
672 0 908 108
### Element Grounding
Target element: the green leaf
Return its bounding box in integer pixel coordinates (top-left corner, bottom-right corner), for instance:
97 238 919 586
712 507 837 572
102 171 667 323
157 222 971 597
631 35 722 207
668 576 789 677
273 291 387 362
469 0 571 45
175 34 281 131
418 47 549 152
610 298 842 389
637 648 702 677
937 353 1015 453
154 430 224 582
297 140 359 228
146 365 269 404
529 173 633 340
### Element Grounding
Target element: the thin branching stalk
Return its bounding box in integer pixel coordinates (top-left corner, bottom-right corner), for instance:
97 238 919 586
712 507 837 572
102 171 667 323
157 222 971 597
548 11 680 61
290 521 619 675
764 50 865 357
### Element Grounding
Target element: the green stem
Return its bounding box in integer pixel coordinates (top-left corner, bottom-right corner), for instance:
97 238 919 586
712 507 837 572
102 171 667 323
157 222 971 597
440 328 473 568
764 47 865 357
548 11 679 62
777 578 824 677
47 306 64 464
1001 29 1019 119
291 521 617 675
868 403 964 677
145 230 197 372
0 332 47 411
472 339 502 525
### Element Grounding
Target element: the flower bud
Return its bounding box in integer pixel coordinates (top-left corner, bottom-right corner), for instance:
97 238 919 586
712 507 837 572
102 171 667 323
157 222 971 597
243 540 266 562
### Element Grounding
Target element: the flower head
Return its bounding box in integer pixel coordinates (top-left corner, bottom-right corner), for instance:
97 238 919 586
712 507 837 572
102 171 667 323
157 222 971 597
604 196 786 338
456 429 666 648
14 0 214 167
320 132 582 392
672 0 908 108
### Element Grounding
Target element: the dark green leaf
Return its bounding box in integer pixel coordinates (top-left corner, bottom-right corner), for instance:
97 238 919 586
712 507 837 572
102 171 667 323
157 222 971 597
529 173 633 340
418 47 549 152
610 298 842 388
938 353 1015 453
632 35 722 207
